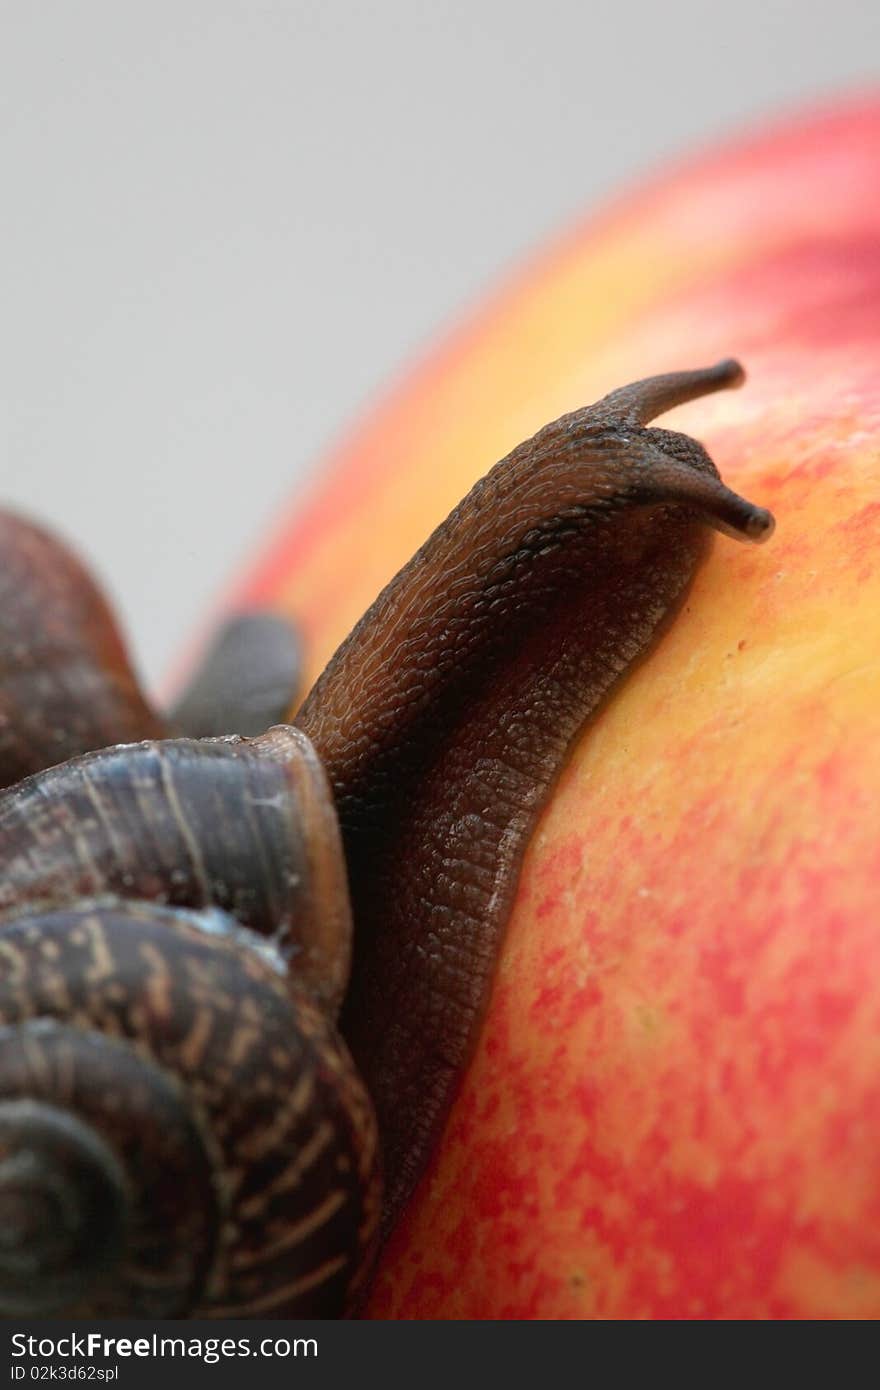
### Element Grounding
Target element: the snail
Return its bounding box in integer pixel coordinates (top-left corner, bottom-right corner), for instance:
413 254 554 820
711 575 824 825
0 361 773 1318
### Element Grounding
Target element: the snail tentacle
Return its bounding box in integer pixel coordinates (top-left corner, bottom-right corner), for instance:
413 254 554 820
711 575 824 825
589 357 745 427
297 361 774 1227
170 613 302 739
0 359 773 1309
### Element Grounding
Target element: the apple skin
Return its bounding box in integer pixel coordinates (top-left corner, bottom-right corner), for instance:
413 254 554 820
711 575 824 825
229 95 880 1318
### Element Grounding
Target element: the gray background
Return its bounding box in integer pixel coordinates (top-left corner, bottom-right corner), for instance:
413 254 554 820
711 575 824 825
2 2 877 693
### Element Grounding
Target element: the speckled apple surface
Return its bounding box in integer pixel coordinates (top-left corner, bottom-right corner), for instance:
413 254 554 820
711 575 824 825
230 96 880 1318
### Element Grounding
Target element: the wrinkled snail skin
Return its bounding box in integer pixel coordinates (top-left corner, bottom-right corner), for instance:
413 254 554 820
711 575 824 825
0 361 774 1315
297 361 774 1227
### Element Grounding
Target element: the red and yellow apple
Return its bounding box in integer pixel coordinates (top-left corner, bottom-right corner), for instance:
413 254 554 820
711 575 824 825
224 95 880 1318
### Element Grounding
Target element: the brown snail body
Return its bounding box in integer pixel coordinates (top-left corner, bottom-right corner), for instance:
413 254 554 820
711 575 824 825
0 363 773 1316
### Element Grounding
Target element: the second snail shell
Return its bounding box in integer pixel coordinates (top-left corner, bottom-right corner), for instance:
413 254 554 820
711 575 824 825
0 363 773 1317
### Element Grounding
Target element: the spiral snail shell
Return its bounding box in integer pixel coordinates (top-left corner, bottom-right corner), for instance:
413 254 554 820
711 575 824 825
0 728 379 1317
0 362 773 1317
